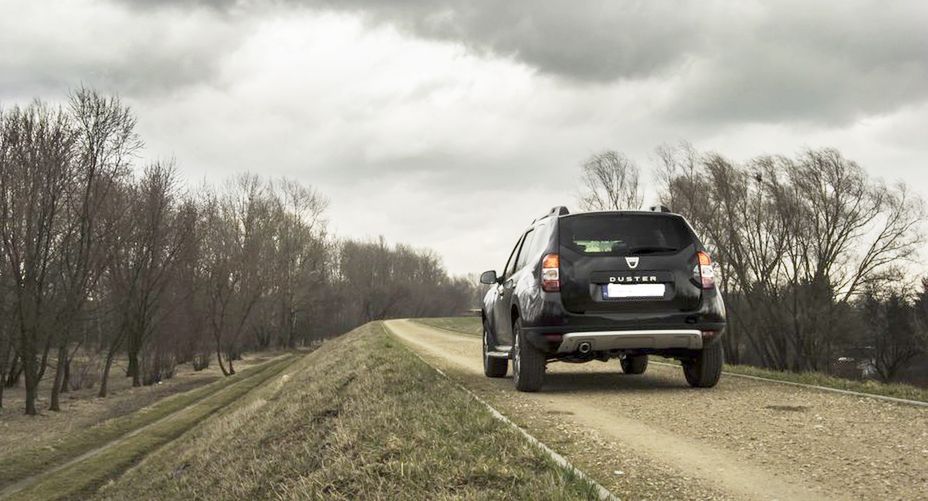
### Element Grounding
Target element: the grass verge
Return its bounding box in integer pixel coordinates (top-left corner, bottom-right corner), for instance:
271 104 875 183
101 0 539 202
713 362 928 403
0 354 294 494
414 316 928 403
414 316 481 336
94 322 600 500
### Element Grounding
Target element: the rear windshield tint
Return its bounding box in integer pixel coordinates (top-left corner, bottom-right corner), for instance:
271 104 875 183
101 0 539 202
559 214 692 256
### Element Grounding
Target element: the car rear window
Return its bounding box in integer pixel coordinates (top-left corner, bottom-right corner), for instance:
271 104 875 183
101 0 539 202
558 214 692 256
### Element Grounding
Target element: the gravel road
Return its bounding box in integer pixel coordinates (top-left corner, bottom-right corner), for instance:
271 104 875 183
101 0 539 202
385 319 928 501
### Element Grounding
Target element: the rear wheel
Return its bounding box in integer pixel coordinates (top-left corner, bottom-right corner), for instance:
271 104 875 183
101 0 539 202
683 341 723 388
483 320 508 378
620 354 648 375
512 318 545 392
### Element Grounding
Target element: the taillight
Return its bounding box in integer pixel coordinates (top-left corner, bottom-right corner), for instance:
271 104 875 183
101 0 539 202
541 253 560 292
693 251 715 289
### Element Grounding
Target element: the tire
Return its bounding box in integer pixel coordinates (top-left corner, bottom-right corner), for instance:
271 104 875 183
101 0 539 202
683 340 723 388
620 354 648 375
483 320 508 378
512 318 545 392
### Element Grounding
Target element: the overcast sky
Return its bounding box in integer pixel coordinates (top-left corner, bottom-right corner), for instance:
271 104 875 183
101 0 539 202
2 0 927 275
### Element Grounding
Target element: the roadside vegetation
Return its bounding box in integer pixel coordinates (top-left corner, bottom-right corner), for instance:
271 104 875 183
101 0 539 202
415 316 482 336
93 322 599 500
415 317 928 402
698 361 928 403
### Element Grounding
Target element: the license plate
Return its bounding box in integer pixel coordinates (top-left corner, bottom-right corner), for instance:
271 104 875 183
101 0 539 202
602 283 666 298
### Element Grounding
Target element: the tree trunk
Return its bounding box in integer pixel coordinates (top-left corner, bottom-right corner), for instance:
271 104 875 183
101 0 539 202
127 327 142 387
215 340 230 377
23 356 39 416
128 351 141 387
6 354 23 387
37 340 52 382
0 342 9 409
287 311 297 349
126 319 145 387
60 356 71 394
49 344 67 412
98 350 117 398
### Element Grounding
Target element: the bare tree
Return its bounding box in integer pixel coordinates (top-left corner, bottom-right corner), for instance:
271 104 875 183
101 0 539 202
268 179 328 348
862 286 928 382
48 88 138 411
658 145 925 372
100 162 192 393
0 103 77 415
577 151 643 211
0 285 11 409
201 175 276 375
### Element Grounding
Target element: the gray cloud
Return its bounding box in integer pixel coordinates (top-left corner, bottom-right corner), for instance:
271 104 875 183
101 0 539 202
323 0 710 82
323 0 928 125
107 0 928 125
0 1 244 101
112 0 719 82
668 0 928 124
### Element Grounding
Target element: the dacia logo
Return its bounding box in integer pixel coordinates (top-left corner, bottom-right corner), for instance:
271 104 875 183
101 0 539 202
625 256 639 269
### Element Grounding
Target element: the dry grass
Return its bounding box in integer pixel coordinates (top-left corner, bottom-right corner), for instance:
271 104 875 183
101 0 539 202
94 322 599 500
5 355 299 500
0 354 293 495
414 316 482 336
711 362 928 403
0 351 280 458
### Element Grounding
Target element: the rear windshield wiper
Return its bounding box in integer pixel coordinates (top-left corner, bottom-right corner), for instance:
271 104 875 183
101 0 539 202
627 246 678 254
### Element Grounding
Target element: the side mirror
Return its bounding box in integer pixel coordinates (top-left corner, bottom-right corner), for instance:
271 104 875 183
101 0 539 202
479 270 499 285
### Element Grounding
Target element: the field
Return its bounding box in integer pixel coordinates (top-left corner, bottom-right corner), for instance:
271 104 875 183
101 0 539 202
0 352 278 458
2 323 600 500
1 355 298 499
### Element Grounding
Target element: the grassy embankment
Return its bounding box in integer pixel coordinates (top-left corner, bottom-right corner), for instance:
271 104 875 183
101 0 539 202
414 316 928 403
88 322 599 500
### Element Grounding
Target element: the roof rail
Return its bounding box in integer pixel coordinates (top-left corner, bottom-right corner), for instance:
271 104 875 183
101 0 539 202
534 206 569 224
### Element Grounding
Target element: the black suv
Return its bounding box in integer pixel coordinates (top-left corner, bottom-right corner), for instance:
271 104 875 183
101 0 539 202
480 206 726 392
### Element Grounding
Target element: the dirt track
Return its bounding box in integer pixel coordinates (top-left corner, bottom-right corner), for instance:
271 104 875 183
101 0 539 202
385 319 928 500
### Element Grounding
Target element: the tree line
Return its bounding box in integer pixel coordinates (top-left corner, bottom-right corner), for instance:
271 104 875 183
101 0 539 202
578 144 928 384
0 88 475 415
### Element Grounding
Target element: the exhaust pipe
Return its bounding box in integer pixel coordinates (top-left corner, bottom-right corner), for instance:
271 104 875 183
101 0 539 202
577 342 592 354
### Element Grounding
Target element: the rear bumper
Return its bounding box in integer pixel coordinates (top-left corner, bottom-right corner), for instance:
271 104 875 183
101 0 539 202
556 329 703 353
517 288 726 353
